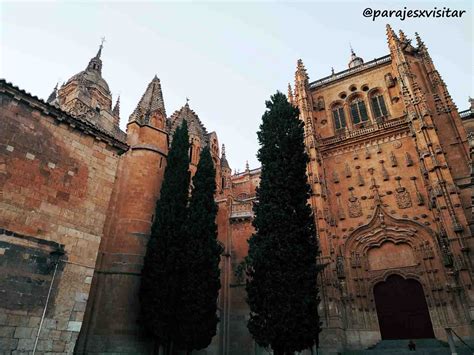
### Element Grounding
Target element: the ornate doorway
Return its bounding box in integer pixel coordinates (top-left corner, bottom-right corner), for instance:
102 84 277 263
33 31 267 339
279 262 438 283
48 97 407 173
374 274 435 339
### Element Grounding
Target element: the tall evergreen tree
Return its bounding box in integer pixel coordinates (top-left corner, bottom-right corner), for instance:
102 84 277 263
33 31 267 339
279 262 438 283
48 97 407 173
140 121 191 353
177 146 223 353
246 92 320 355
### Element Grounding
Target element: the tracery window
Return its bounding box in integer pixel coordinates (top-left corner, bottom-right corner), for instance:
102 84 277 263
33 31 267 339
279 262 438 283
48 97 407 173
332 105 347 130
371 93 389 119
350 98 369 125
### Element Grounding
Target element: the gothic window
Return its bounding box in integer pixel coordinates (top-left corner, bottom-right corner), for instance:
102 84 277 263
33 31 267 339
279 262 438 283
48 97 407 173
371 93 388 120
350 98 369 125
189 145 193 161
332 106 346 130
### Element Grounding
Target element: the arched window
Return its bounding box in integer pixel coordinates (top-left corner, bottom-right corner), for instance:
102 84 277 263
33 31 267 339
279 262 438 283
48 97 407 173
371 93 388 120
350 98 369 125
332 105 346 130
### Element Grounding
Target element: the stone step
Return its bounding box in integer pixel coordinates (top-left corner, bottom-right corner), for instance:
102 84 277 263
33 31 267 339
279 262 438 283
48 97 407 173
341 338 474 355
371 338 448 349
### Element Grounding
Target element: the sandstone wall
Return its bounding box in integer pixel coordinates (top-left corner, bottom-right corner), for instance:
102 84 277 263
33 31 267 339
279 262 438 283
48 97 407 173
0 84 125 354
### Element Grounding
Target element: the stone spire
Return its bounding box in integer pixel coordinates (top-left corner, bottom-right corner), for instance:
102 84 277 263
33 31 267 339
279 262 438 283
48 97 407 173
294 59 312 117
221 144 230 170
386 24 399 46
296 59 309 81
129 75 166 125
415 32 431 60
86 41 104 74
47 83 58 104
245 160 250 173
287 83 294 105
112 95 120 117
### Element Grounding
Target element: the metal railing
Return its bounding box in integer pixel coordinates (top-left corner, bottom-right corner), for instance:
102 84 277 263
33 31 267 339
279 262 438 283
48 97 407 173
445 327 473 355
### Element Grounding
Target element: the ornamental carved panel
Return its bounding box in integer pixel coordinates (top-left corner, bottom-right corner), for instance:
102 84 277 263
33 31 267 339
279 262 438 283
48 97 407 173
348 196 362 218
395 187 412 209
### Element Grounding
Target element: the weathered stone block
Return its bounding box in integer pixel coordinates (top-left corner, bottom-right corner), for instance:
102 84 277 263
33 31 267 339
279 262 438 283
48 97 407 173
0 325 15 337
13 326 34 339
59 330 72 342
73 302 86 312
7 315 28 327
42 318 57 330
16 338 34 351
0 337 19 351
52 339 66 352
49 329 61 340
28 316 41 327
66 321 82 332
36 339 53 351
0 312 8 325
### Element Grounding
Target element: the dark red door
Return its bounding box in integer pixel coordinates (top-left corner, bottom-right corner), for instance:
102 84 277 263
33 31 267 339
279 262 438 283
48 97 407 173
374 274 435 339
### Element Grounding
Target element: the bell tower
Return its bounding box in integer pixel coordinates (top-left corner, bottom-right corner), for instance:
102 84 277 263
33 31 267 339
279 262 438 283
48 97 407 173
76 76 169 353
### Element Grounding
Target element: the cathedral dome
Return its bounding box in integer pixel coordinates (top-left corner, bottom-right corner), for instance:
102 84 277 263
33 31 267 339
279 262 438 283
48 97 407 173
67 68 110 93
63 43 112 102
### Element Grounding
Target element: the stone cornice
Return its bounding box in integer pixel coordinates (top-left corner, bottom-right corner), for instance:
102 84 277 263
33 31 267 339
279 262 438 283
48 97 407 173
130 144 167 157
309 55 391 90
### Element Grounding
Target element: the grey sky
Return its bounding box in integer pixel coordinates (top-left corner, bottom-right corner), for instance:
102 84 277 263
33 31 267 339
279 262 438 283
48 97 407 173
1 1 472 171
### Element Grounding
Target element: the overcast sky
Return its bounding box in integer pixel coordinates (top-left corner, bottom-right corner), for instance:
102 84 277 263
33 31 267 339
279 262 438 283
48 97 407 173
1 1 472 171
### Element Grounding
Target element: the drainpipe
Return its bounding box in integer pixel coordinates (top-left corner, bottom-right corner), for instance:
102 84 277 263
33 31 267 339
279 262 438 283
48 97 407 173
32 246 64 355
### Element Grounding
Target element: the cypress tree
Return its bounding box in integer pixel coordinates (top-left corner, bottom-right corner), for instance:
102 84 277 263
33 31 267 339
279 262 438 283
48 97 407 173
140 120 191 353
177 146 223 353
246 92 320 354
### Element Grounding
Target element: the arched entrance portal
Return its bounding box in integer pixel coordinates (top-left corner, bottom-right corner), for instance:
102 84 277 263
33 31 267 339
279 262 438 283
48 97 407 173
374 274 435 339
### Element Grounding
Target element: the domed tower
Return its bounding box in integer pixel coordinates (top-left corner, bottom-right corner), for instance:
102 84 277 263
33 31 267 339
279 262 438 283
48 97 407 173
56 41 121 136
348 46 364 68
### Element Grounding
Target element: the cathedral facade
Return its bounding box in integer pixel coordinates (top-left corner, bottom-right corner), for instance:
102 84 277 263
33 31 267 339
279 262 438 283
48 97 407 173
0 26 472 354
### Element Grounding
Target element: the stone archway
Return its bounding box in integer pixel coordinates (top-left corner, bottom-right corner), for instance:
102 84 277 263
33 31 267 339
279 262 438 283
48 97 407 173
374 274 435 339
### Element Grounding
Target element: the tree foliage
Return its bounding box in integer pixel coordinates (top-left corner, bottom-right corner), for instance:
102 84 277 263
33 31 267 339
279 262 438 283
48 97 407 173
140 121 191 351
246 92 321 354
177 146 223 352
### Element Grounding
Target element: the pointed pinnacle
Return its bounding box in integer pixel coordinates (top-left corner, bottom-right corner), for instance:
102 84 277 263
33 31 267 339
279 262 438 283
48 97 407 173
398 29 407 42
415 32 425 47
295 59 308 80
112 95 120 116
47 83 59 103
297 58 305 70
95 42 103 59
129 76 166 123
386 24 398 40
